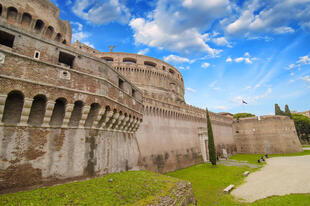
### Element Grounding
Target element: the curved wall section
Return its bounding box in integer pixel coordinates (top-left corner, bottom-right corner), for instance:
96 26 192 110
96 52 185 104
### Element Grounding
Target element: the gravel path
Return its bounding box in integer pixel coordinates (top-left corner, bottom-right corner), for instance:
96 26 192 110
231 155 310 202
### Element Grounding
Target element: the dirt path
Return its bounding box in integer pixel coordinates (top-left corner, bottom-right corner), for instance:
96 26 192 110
231 155 310 202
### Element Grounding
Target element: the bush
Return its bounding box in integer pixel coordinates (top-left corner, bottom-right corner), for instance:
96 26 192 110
292 113 310 143
233 113 255 119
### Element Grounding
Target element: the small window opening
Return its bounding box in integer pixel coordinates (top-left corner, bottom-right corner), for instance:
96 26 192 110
28 95 46 126
119 78 124 89
62 40 67 44
0 4 2 16
55 33 62 42
144 61 156 67
132 89 136 97
0 30 15 48
59 51 75 68
163 66 166 71
45 26 54 39
7 7 18 22
34 51 40 59
123 58 136 64
34 20 44 32
169 68 175 75
102 57 113 62
21 13 32 28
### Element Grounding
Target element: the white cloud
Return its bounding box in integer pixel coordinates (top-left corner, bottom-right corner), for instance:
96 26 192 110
178 66 190 70
287 64 296 70
71 21 94 47
244 52 250 57
274 26 295 34
66 0 72 6
163 54 194 64
83 42 95 48
138 48 150 55
212 37 232 47
201 62 210 68
72 0 130 24
186 87 197 93
226 56 232 62
129 0 230 54
290 72 295 76
297 55 310 64
225 0 310 35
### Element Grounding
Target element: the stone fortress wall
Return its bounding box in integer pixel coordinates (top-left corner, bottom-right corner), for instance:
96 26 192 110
0 1 144 191
233 115 303 154
0 0 302 192
89 47 236 172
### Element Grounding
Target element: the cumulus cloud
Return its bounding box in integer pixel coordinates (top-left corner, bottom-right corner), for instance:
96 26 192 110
201 62 210 68
230 52 258 64
226 56 232 62
71 21 94 47
163 54 194 64
302 76 310 83
225 0 310 36
129 0 230 54
72 0 130 24
138 48 150 55
179 66 190 70
186 87 197 93
212 37 232 47
297 55 310 65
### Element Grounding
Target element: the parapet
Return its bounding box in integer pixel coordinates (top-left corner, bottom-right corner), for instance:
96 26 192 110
0 0 72 44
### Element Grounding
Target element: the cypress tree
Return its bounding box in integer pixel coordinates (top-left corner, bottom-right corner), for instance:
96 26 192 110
206 108 216 166
285 104 293 119
275 104 282 115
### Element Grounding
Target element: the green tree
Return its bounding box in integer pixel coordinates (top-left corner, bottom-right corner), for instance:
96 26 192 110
275 104 284 115
206 108 216 166
292 113 310 143
284 104 293 119
233 113 255 119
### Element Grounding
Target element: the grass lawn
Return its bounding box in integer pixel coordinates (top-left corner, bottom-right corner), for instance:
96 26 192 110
302 145 310 148
167 163 310 206
0 171 180 206
229 150 310 165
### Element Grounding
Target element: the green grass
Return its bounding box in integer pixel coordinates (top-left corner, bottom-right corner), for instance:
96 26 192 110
302 145 310 148
229 150 310 165
0 171 179 206
167 163 310 206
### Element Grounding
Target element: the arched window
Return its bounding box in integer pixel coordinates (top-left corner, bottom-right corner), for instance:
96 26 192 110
68 101 83 127
45 26 54 39
144 61 156 67
102 57 113 62
28 95 47 126
21 13 32 28
55 33 62 42
62 39 67 44
49 98 66 126
7 7 18 23
169 68 175 75
34 20 44 32
85 103 100 127
123 58 136 64
2 91 24 124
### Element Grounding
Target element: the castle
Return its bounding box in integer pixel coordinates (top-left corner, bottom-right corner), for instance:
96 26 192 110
0 0 302 192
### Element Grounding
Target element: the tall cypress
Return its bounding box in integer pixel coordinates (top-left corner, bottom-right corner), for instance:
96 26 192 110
285 104 293 119
206 108 216 166
275 104 283 115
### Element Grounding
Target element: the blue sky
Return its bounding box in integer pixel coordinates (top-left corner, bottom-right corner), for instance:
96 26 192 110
51 0 310 116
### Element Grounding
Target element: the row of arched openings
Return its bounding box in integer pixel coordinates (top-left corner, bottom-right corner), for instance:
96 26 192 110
1 91 139 130
144 105 202 122
2 4 65 43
